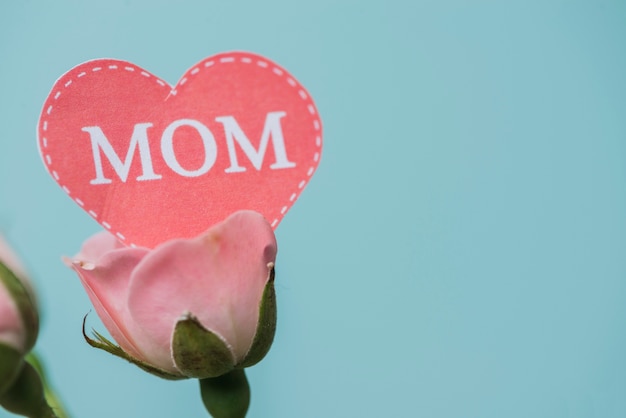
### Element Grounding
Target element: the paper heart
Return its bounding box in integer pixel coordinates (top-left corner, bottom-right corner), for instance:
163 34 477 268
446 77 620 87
37 52 322 248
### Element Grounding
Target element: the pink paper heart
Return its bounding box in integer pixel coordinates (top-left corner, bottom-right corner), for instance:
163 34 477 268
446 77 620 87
38 52 322 248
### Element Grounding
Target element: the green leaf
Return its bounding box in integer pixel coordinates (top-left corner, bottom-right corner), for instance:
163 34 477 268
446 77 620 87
26 352 71 418
172 314 235 379
0 361 59 418
238 266 277 368
81 315 184 381
0 344 23 396
0 261 39 352
200 369 250 418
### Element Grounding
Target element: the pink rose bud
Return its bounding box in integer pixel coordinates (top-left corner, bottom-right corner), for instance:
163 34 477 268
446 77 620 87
67 210 278 379
0 235 39 395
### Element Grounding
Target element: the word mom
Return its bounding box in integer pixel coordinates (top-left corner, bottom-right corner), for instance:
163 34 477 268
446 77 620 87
82 111 295 185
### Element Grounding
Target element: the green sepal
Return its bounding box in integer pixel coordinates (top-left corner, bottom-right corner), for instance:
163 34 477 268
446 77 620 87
81 315 184 381
0 361 58 418
199 369 250 418
172 314 235 379
238 266 277 368
26 353 70 418
0 344 23 396
0 261 39 352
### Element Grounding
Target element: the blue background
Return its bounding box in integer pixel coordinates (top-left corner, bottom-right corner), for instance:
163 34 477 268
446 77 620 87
1 1 626 417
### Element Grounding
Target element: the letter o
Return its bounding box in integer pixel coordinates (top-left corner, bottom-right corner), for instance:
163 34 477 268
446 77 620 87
161 119 217 177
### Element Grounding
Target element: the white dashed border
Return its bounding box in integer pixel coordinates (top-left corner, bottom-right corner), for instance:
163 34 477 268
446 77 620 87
38 52 322 247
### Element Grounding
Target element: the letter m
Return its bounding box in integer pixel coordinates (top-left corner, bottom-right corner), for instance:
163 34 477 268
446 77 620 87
215 111 296 173
82 123 162 184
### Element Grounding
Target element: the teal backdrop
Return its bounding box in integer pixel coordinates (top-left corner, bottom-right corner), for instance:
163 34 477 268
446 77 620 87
1 1 626 417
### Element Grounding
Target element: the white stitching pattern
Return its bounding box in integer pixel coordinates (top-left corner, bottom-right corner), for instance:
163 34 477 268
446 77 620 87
39 53 322 247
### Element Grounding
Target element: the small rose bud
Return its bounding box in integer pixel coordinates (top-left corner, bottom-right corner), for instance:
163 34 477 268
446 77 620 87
0 235 39 395
67 210 278 380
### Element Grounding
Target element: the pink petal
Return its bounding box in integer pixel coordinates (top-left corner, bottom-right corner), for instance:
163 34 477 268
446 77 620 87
73 231 127 263
127 211 277 367
0 235 37 305
0 235 28 282
0 281 24 351
0 234 35 352
70 232 150 362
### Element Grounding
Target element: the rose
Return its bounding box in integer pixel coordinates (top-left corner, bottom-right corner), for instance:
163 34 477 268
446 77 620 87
66 210 278 380
0 235 39 395
0 236 50 418
68 210 279 417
